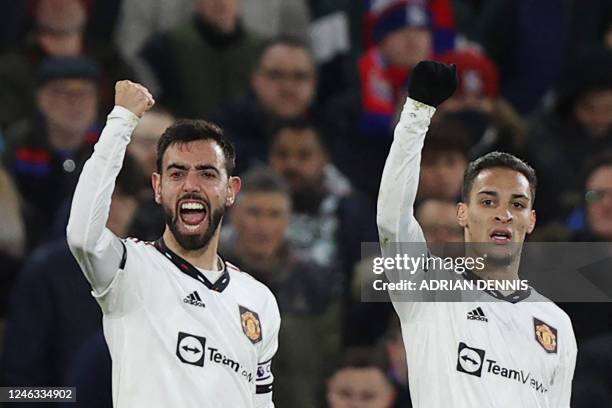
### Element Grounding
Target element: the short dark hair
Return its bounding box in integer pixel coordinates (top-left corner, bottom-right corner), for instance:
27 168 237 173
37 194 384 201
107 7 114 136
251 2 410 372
333 347 389 374
462 151 537 203
240 166 290 197
256 35 313 68
268 118 329 152
156 119 235 176
423 116 471 158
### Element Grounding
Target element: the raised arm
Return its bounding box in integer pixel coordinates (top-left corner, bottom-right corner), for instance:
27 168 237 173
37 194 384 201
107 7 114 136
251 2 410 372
377 97 434 244
377 62 457 310
67 81 154 294
377 61 457 244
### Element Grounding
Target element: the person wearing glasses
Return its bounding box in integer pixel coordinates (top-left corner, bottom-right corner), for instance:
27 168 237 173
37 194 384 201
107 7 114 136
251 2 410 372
212 37 318 174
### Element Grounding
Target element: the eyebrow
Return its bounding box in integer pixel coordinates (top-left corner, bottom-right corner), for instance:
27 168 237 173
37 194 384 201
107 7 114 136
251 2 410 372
477 190 530 200
166 163 221 175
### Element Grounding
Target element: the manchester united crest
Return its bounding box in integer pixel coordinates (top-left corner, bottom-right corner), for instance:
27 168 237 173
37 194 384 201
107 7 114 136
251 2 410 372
239 306 262 344
533 317 557 354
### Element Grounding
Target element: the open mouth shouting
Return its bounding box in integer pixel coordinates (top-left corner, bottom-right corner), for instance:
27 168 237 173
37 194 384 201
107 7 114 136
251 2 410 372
178 198 209 230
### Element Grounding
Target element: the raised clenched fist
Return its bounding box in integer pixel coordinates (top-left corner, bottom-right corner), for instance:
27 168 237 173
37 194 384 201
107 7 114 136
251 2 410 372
115 80 155 117
408 61 457 108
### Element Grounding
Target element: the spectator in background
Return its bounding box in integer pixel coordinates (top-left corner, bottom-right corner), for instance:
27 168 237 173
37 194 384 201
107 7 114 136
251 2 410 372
359 0 434 139
213 37 318 173
435 49 527 157
415 199 463 244
221 166 341 408
559 153 612 347
0 154 142 392
268 120 375 274
329 0 456 198
50 110 168 243
241 0 310 40
454 0 568 114
114 0 194 92
362 0 456 55
4 57 101 244
571 152 612 242
142 0 264 119
326 347 396 408
0 0 134 127
526 49 612 223
268 120 378 345
116 0 309 93
416 118 469 202
454 0 611 114
0 166 27 318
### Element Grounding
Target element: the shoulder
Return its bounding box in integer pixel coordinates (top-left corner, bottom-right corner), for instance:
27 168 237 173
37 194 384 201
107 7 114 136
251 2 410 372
226 261 275 298
527 294 576 343
226 261 280 318
123 237 155 248
122 237 161 260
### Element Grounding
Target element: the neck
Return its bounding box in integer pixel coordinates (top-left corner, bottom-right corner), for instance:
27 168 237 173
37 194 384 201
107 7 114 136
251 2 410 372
162 228 220 270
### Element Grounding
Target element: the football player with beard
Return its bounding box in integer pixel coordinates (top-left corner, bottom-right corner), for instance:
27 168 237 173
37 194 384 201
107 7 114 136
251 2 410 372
67 80 280 408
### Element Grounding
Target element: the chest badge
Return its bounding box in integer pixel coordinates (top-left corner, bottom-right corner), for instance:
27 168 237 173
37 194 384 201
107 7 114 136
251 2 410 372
533 317 557 354
239 305 262 344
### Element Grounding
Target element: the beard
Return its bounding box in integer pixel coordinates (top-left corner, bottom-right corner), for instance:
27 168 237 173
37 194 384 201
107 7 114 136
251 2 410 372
283 171 323 214
164 201 226 251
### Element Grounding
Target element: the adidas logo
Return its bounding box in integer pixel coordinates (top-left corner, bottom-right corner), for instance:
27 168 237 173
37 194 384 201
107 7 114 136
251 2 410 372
184 291 205 308
467 307 488 322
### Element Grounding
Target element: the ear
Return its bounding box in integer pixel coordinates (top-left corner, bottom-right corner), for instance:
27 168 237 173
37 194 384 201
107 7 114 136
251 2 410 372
456 202 468 228
226 176 241 207
527 209 536 234
152 172 162 204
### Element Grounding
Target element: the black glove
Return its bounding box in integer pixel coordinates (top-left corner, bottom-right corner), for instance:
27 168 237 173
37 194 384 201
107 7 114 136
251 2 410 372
407 61 457 107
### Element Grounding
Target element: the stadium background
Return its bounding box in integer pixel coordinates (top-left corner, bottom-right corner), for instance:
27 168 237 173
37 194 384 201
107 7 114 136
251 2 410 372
0 0 610 406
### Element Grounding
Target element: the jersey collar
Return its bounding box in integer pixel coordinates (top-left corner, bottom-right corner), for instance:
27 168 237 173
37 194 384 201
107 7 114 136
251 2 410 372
462 268 531 303
154 238 230 292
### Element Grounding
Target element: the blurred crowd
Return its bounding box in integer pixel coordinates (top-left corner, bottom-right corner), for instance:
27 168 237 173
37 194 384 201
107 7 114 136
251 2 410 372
0 0 611 407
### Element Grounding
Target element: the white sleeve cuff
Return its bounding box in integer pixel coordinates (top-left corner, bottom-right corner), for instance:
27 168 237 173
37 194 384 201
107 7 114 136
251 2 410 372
109 105 140 126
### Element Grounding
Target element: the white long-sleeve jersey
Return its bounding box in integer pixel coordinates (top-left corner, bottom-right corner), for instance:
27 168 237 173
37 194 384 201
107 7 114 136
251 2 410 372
67 106 280 408
377 98 577 408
